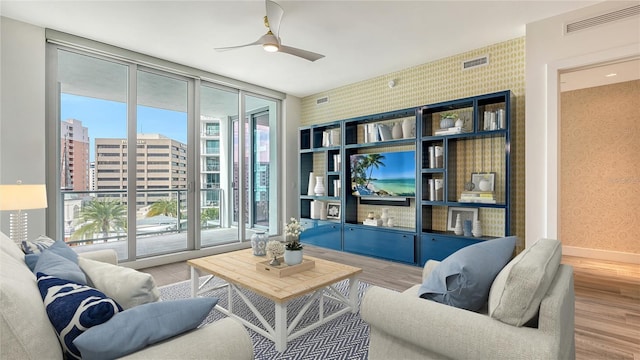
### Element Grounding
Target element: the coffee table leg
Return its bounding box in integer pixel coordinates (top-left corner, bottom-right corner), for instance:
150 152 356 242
274 302 287 352
349 277 360 313
190 267 200 298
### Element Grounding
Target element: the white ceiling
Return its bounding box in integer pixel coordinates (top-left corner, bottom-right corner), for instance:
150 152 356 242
1 0 604 98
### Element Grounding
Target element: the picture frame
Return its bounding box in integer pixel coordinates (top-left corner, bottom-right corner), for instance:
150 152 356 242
447 207 478 231
326 202 341 219
471 172 496 192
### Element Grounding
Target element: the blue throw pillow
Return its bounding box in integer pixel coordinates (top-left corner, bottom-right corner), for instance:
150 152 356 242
34 250 87 285
36 273 123 360
26 239 78 271
418 236 516 311
73 297 218 359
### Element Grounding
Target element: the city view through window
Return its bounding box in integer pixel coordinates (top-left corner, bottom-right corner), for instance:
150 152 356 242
55 48 278 261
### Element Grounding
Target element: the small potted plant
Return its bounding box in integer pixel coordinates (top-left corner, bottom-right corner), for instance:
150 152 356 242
284 218 304 265
440 112 459 128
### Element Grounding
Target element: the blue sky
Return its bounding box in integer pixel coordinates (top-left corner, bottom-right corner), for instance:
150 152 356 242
61 94 187 161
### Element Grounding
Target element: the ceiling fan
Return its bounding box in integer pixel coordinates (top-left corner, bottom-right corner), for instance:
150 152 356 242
215 0 325 62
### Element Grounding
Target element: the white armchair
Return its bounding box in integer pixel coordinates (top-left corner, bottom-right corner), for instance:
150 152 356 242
361 238 575 360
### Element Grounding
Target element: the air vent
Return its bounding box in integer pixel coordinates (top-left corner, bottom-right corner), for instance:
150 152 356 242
462 55 489 70
565 5 640 34
316 96 329 105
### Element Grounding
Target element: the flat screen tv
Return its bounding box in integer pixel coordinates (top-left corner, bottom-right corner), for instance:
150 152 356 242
350 150 416 198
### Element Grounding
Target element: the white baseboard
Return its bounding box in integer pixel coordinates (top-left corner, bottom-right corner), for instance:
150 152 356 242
563 245 640 264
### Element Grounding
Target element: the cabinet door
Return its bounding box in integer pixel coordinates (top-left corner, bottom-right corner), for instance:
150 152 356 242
420 234 481 265
300 220 342 250
344 226 415 264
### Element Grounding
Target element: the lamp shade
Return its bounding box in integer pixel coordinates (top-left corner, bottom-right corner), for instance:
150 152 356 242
0 184 48 211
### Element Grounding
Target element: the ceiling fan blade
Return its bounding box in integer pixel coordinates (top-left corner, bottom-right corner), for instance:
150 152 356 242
279 45 325 62
214 33 270 52
265 0 284 37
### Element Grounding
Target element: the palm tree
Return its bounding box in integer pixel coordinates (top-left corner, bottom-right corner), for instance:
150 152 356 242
363 153 386 187
146 198 178 218
72 198 127 240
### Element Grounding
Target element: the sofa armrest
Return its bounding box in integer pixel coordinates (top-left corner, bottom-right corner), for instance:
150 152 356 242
361 286 558 359
120 318 254 360
78 249 118 265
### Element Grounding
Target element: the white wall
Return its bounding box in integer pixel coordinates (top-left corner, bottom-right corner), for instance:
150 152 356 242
0 17 47 237
282 95 301 230
526 2 639 261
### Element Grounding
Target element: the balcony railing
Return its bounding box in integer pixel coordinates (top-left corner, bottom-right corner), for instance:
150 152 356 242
61 188 225 257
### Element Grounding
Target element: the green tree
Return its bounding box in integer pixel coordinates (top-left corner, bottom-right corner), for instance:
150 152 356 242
146 198 178 218
201 207 219 227
72 198 127 240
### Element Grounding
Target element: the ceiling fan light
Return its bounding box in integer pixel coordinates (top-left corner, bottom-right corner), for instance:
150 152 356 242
263 43 279 52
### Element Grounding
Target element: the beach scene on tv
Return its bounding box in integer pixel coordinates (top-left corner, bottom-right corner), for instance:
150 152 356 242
350 151 416 197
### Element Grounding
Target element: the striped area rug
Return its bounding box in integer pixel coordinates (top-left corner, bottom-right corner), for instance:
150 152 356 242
160 278 370 359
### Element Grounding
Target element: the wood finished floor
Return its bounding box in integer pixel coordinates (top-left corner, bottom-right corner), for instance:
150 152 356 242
141 245 639 360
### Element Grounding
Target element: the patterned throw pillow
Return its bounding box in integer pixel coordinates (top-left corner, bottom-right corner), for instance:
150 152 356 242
36 273 122 360
21 235 56 254
25 239 78 271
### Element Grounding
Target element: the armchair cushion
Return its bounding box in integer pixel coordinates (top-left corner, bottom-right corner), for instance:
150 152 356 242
488 238 562 326
78 257 160 309
36 273 122 360
418 236 516 311
73 297 218 360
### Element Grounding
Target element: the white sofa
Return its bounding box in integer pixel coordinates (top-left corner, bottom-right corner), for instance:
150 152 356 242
0 232 254 359
361 238 575 360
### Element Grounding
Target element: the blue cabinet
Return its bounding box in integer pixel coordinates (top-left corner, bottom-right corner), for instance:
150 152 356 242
344 226 415 264
300 219 342 251
420 234 482 265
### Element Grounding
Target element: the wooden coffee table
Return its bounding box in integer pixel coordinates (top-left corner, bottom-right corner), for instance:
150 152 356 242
187 249 362 352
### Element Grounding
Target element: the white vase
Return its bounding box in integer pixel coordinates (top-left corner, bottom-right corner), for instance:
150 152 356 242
284 249 303 266
402 118 415 138
314 176 325 196
307 172 315 196
392 122 403 139
380 208 389 226
454 214 463 235
387 217 395 227
472 220 483 238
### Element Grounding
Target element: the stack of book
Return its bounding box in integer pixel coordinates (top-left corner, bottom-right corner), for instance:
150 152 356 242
434 126 470 136
363 218 383 226
459 191 496 204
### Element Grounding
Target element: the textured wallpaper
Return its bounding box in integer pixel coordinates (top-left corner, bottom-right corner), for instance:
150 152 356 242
301 38 526 250
560 80 640 254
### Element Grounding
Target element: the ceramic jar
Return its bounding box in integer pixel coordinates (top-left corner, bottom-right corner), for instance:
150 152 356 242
392 122 403 139
402 118 415 138
380 208 389 226
250 232 268 256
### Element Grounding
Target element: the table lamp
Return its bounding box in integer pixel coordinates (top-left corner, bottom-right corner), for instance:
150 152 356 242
0 181 48 244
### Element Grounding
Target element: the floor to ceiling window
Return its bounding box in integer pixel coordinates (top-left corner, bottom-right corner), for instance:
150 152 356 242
48 38 281 263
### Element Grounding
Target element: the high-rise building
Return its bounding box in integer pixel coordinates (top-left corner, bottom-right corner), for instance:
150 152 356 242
94 134 187 209
201 116 221 206
60 118 90 191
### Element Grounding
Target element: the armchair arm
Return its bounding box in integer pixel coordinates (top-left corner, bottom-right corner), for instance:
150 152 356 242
361 286 558 360
120 318 254 360
78 249 118 265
